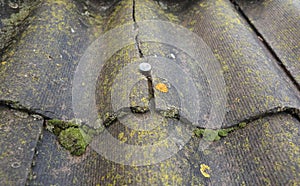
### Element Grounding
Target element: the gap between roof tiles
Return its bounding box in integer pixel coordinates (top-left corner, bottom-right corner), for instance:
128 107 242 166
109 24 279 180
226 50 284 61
229 0 300 92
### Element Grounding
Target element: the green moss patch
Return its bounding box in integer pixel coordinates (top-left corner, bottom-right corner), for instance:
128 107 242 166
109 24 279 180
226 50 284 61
46 119 92 156
46 119 79 136
46 119 87 155
46 119 104 156
58 127 87 156
193 122 248 141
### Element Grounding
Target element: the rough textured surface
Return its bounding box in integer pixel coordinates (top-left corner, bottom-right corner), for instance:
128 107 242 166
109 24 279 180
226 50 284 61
201 113 300 185
131 0 300 128
0 106 43 186
1 0 300 185
0 0 39 54
29 113 300 185
0 0 104 120
236 0 300 85
178 0 300 127
30 119 194 185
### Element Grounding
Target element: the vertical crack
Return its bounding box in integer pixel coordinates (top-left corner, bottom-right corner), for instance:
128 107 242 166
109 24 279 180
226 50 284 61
133 0 155 112
132 0 144 58
132 0 137 22
139 62 156 111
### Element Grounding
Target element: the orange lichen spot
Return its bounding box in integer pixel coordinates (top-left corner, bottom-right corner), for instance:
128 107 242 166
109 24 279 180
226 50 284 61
200 164 211 178
155 83 168 93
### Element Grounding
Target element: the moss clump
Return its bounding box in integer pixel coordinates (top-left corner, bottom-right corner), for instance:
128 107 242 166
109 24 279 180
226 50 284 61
48 119 79 128
203 129 220 141
130 106 149 113
160 107 180 119
238 122 247 128
218 128 235 137
47 119 79 135
46 119 88 156
194 129 220 141
194 128 205 137
58 127 87 156
194 122 248 141
103 112 117 127
46 118 106 156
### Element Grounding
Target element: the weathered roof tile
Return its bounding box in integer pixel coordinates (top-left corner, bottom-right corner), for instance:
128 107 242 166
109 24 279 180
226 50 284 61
0 106 43 185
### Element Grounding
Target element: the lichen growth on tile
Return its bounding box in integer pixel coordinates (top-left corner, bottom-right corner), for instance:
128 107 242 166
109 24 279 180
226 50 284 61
155 83 169 93
200 164 211 178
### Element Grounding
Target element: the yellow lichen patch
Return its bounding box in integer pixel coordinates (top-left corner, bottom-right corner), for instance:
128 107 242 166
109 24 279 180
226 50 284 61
155 83 168 93
200 164 211 178
118 132 127 143
1 61 7 65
